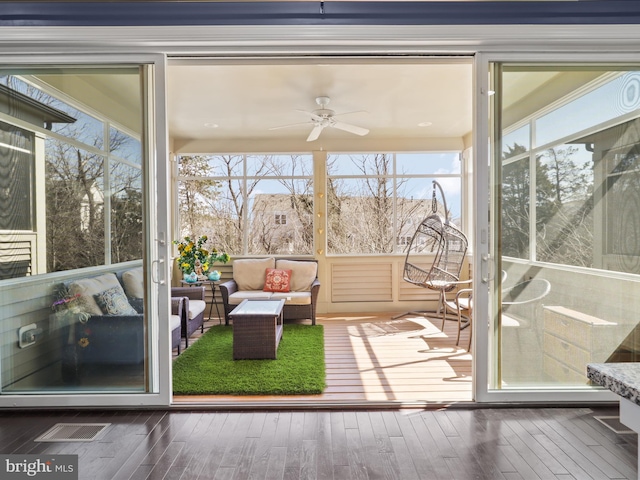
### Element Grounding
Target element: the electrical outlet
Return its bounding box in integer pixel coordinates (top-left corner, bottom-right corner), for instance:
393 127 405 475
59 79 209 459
18 323 41 348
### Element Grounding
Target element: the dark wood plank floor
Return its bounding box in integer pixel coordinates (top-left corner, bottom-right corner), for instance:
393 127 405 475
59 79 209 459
1 406 636 479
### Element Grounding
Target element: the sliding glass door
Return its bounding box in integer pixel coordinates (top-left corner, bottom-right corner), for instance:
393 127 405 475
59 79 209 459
488 62 640 394
0 59 171 406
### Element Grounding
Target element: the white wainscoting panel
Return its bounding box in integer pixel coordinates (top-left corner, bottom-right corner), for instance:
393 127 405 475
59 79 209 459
331 263 393 302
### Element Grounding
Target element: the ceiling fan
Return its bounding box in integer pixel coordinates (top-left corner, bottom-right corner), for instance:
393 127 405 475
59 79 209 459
269 96 369 142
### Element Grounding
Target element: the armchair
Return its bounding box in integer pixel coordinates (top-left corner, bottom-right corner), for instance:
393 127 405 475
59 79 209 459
171 285 206 348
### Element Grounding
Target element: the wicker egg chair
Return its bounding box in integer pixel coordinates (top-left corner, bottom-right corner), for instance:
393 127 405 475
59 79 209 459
394 181 469 330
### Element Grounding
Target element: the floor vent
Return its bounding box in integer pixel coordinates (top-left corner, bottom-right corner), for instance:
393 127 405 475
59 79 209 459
594 416 635 434
34 423 111 442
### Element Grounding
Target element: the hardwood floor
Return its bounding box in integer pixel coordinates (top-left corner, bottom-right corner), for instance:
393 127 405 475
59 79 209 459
172 312 473 407
1 406 637 479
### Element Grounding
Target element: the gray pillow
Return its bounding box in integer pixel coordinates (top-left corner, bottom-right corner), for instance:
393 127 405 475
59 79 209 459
94 286 138 316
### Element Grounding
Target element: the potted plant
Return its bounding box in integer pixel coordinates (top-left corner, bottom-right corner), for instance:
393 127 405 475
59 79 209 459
173 235 230 281
204 249 230 281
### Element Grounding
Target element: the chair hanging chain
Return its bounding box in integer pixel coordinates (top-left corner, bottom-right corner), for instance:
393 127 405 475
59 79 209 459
431 180 449 223
432 183 438 214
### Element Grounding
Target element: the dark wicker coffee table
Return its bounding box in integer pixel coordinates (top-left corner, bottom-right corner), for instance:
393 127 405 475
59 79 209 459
229 299 285 359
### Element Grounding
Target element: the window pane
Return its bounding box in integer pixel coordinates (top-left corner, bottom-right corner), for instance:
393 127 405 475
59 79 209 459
203 154 242 177
502 157 530 259
111 162 143 262
396 152 460 175
328 178 394 254
177 177 239 252
0 122 34 231
0 75 104 149
395 177 461 253
535 144 594 267
46 141 105 272
110 127 141 165
327 152 463 255
246 154 274 177
535 72 640 148
178 154 313 256
502 125 530 159
328 153 392 176
248 179 313 255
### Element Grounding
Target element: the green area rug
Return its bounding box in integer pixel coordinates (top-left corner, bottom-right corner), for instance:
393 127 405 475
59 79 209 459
172 324 325 395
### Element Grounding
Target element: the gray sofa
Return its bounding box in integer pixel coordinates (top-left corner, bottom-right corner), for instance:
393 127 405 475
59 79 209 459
219 257 320 325
58 267 185 383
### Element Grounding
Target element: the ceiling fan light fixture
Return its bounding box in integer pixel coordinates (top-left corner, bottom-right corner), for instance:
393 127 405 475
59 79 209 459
270 95 368 141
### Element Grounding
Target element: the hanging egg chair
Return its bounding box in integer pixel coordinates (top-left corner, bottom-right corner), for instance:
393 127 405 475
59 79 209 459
395 181 469 329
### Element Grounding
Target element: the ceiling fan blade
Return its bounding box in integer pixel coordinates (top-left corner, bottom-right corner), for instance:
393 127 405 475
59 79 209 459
332 121 369 136
306 124 325 142
268 121 312 131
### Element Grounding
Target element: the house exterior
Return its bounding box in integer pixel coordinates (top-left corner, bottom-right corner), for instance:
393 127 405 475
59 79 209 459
1 2 640 408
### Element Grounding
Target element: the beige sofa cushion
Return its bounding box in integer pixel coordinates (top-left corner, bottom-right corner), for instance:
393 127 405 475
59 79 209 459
228 291 273 305
275 260 317 292
270 291 312 305
187 299 207 320
233 257 275 291
122 266 144 299
68 273 125 316
170 314 181 331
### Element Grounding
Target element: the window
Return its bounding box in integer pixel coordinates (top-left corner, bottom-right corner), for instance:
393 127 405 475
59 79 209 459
177 154 313 256
500 69 640 272
0 71 143 275
0 122 34 231
397 235 413 248
326 152 462 254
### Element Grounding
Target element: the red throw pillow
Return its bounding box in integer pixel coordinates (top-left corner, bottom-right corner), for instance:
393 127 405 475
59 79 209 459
264 268 292 293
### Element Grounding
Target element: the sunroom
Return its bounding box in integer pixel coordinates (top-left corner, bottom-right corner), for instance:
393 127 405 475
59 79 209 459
1 43 640 408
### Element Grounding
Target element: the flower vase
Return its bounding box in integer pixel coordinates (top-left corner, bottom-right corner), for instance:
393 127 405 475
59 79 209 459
184 272 198 283
208 270 221 281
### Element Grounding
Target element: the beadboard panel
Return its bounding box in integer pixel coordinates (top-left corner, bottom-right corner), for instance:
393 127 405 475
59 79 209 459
331 263 392 302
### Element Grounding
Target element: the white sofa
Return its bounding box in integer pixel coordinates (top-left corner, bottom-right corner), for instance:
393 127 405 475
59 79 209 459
219 257 320 325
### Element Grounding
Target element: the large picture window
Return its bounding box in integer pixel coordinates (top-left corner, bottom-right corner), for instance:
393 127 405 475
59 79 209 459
326 152 462 255
177 154 313 256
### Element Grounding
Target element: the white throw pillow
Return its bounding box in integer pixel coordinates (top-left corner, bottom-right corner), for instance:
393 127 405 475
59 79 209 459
68 273 125 316
233 257 275 290
275 260 317 292
122 266 144 299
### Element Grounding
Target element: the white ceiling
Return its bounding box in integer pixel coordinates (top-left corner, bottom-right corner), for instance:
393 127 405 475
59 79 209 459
167 60 474 153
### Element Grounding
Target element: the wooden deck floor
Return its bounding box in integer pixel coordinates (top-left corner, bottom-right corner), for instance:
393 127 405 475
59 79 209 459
173 312 472 407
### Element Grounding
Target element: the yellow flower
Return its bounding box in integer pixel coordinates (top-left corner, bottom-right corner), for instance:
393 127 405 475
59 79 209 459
184 244 193 253
203 262 209 272
182 262 190 269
